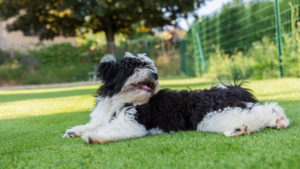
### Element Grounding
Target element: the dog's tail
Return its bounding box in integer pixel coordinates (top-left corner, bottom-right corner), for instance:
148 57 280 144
226 83 258 103
216 74 246 87
216 78 258 104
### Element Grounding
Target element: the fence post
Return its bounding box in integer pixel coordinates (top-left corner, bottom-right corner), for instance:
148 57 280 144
274 0 284 77
179 40 186 74
195 29 207 74
191 25 201 76
192 22 207 76
195 23 207 74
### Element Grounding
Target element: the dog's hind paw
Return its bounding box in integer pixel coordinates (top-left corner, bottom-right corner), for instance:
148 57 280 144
275 117 290 129
266 103 290 129
269 104 290 129
224 125 249 137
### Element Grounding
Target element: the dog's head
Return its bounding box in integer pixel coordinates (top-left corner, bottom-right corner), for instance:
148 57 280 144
97 52 159 105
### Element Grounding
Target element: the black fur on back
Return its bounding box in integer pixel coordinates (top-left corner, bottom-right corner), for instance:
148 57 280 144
135 84 257 132
97 57 153 97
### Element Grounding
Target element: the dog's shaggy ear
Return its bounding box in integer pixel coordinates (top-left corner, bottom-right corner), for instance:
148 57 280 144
98 61 119 82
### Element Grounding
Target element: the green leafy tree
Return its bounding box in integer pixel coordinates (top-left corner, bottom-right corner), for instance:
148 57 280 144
0 0 205 54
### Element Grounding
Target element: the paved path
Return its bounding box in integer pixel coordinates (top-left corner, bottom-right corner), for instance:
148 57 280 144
0 81 101 90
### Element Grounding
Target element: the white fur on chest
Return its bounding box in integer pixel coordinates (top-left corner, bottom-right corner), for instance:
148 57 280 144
90 96 122 125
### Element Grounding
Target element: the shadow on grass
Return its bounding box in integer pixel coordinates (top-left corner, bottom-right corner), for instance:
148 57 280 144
0 88 97 104
0 110 90 132
0 82 213 104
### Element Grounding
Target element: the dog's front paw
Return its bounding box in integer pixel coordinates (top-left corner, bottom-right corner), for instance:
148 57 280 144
82 133 99 144
63 129 80 138
83 136 101 144
81 133 111 144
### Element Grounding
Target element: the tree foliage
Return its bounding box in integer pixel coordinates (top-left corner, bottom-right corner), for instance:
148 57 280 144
0 0 205 54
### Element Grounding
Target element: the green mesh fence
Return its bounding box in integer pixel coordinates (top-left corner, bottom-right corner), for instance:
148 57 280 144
180 0 300 77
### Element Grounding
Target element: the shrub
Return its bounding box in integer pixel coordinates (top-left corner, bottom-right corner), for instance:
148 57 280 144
0 62 24 85
155 50 182 77
0 50 12 64
207 36 300 80
0 62 94 85
28 43 85 65
248 38 280 79
22 63 94 84
208 48 254 80
0 43 101 86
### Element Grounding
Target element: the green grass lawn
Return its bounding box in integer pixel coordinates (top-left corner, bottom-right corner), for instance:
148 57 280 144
0 78 300 169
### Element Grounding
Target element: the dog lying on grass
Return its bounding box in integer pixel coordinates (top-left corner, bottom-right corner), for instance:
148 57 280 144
64 52 290 144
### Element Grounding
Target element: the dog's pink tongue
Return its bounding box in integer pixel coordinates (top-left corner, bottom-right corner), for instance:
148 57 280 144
140 85 152 92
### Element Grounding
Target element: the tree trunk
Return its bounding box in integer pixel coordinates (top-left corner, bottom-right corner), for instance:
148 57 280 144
105 29 116 55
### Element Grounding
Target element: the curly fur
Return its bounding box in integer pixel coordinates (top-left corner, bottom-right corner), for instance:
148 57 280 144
64 52 290 144
135 85 257 132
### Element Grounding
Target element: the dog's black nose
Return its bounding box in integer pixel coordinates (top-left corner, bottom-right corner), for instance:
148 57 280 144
152 73 158 80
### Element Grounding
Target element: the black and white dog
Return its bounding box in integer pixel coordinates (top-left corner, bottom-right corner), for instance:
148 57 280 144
64 52 290 144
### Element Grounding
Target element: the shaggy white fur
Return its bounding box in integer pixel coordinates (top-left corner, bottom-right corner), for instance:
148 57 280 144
81 107 148 144
197 102 290 136
63 52 159 143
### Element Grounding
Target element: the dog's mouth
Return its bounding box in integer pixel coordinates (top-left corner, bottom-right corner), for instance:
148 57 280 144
133 80 156 93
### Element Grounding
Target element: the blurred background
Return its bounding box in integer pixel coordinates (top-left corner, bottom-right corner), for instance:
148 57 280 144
0 0 299 86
